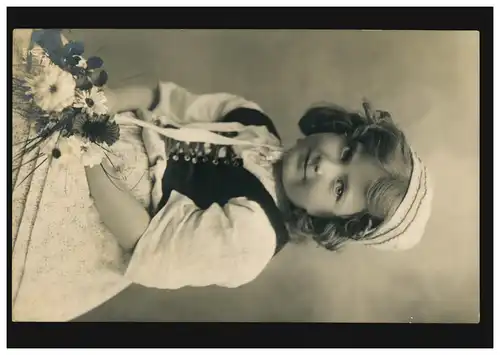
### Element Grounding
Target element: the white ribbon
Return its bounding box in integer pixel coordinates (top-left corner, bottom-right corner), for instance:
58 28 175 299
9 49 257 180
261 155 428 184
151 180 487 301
114 114 284 162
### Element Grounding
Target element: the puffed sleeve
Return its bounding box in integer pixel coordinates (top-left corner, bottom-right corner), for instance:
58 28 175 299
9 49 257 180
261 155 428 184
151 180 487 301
124 190 277 289
148 81 263 127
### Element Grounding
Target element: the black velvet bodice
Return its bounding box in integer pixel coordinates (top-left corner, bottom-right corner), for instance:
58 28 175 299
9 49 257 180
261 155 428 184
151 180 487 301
156 108 289 256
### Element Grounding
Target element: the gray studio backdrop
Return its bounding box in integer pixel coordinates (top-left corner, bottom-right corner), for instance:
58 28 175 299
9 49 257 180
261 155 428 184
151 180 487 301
66 29 479 322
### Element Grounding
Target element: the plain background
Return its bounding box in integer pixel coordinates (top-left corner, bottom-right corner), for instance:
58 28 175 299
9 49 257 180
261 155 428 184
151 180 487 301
66 29 479 322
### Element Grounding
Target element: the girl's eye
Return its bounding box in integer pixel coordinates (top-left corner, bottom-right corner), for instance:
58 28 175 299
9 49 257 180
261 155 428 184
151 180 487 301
340 145 354 163
333 179 345 200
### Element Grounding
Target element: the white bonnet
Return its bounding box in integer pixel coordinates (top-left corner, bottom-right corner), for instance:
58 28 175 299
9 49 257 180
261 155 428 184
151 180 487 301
363 149 434 251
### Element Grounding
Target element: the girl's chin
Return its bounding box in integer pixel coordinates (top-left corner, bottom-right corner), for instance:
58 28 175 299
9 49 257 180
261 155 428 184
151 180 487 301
280 149 304 186
280 149 295 170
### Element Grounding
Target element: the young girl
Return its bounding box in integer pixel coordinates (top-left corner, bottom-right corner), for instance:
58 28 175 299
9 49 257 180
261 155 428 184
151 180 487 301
85 81 434 290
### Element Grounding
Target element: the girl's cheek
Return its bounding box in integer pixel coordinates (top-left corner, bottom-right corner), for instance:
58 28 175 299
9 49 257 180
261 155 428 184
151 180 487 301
306 182 322 204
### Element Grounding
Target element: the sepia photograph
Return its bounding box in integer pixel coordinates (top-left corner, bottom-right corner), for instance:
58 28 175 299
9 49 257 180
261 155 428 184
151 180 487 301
7 5 491 349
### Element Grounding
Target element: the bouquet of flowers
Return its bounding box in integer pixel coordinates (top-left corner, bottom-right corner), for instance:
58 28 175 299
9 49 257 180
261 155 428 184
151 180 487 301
13 36 120 187
12 31 285 191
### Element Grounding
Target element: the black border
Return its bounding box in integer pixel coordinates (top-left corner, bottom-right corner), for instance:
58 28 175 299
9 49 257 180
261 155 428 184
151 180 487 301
7 6 490 29
7 7 493 349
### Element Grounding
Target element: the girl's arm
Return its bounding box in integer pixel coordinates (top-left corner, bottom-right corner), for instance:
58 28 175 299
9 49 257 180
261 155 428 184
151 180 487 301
105 82 262 125
85 160 151 250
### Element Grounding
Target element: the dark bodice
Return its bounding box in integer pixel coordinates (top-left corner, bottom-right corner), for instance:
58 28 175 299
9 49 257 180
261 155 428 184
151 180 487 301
156 108 289 256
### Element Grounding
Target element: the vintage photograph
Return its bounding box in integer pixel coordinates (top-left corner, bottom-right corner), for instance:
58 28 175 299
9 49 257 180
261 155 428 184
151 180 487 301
11 26 479 324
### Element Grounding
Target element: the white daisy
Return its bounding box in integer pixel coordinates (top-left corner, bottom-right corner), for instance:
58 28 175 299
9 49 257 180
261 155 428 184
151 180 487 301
78 139 107 168
73 87 108 115
25 64 76 112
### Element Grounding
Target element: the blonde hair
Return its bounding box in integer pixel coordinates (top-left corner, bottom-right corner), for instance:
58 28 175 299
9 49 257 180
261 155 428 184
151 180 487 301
286 101 413 251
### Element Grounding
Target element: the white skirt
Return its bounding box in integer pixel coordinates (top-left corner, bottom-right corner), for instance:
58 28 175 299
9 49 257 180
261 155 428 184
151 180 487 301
12 111 152 321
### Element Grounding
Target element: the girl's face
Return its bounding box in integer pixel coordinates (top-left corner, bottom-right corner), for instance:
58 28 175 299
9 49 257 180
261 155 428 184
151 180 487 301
280 133 389 218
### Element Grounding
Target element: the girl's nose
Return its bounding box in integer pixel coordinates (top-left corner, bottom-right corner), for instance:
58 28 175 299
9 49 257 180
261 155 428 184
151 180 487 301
312 154 341 178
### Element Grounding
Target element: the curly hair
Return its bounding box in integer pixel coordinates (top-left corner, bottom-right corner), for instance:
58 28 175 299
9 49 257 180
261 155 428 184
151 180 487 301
285 101 413 251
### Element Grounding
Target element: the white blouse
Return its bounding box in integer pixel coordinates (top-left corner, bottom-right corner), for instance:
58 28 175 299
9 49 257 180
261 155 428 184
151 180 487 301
124 82 283 289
